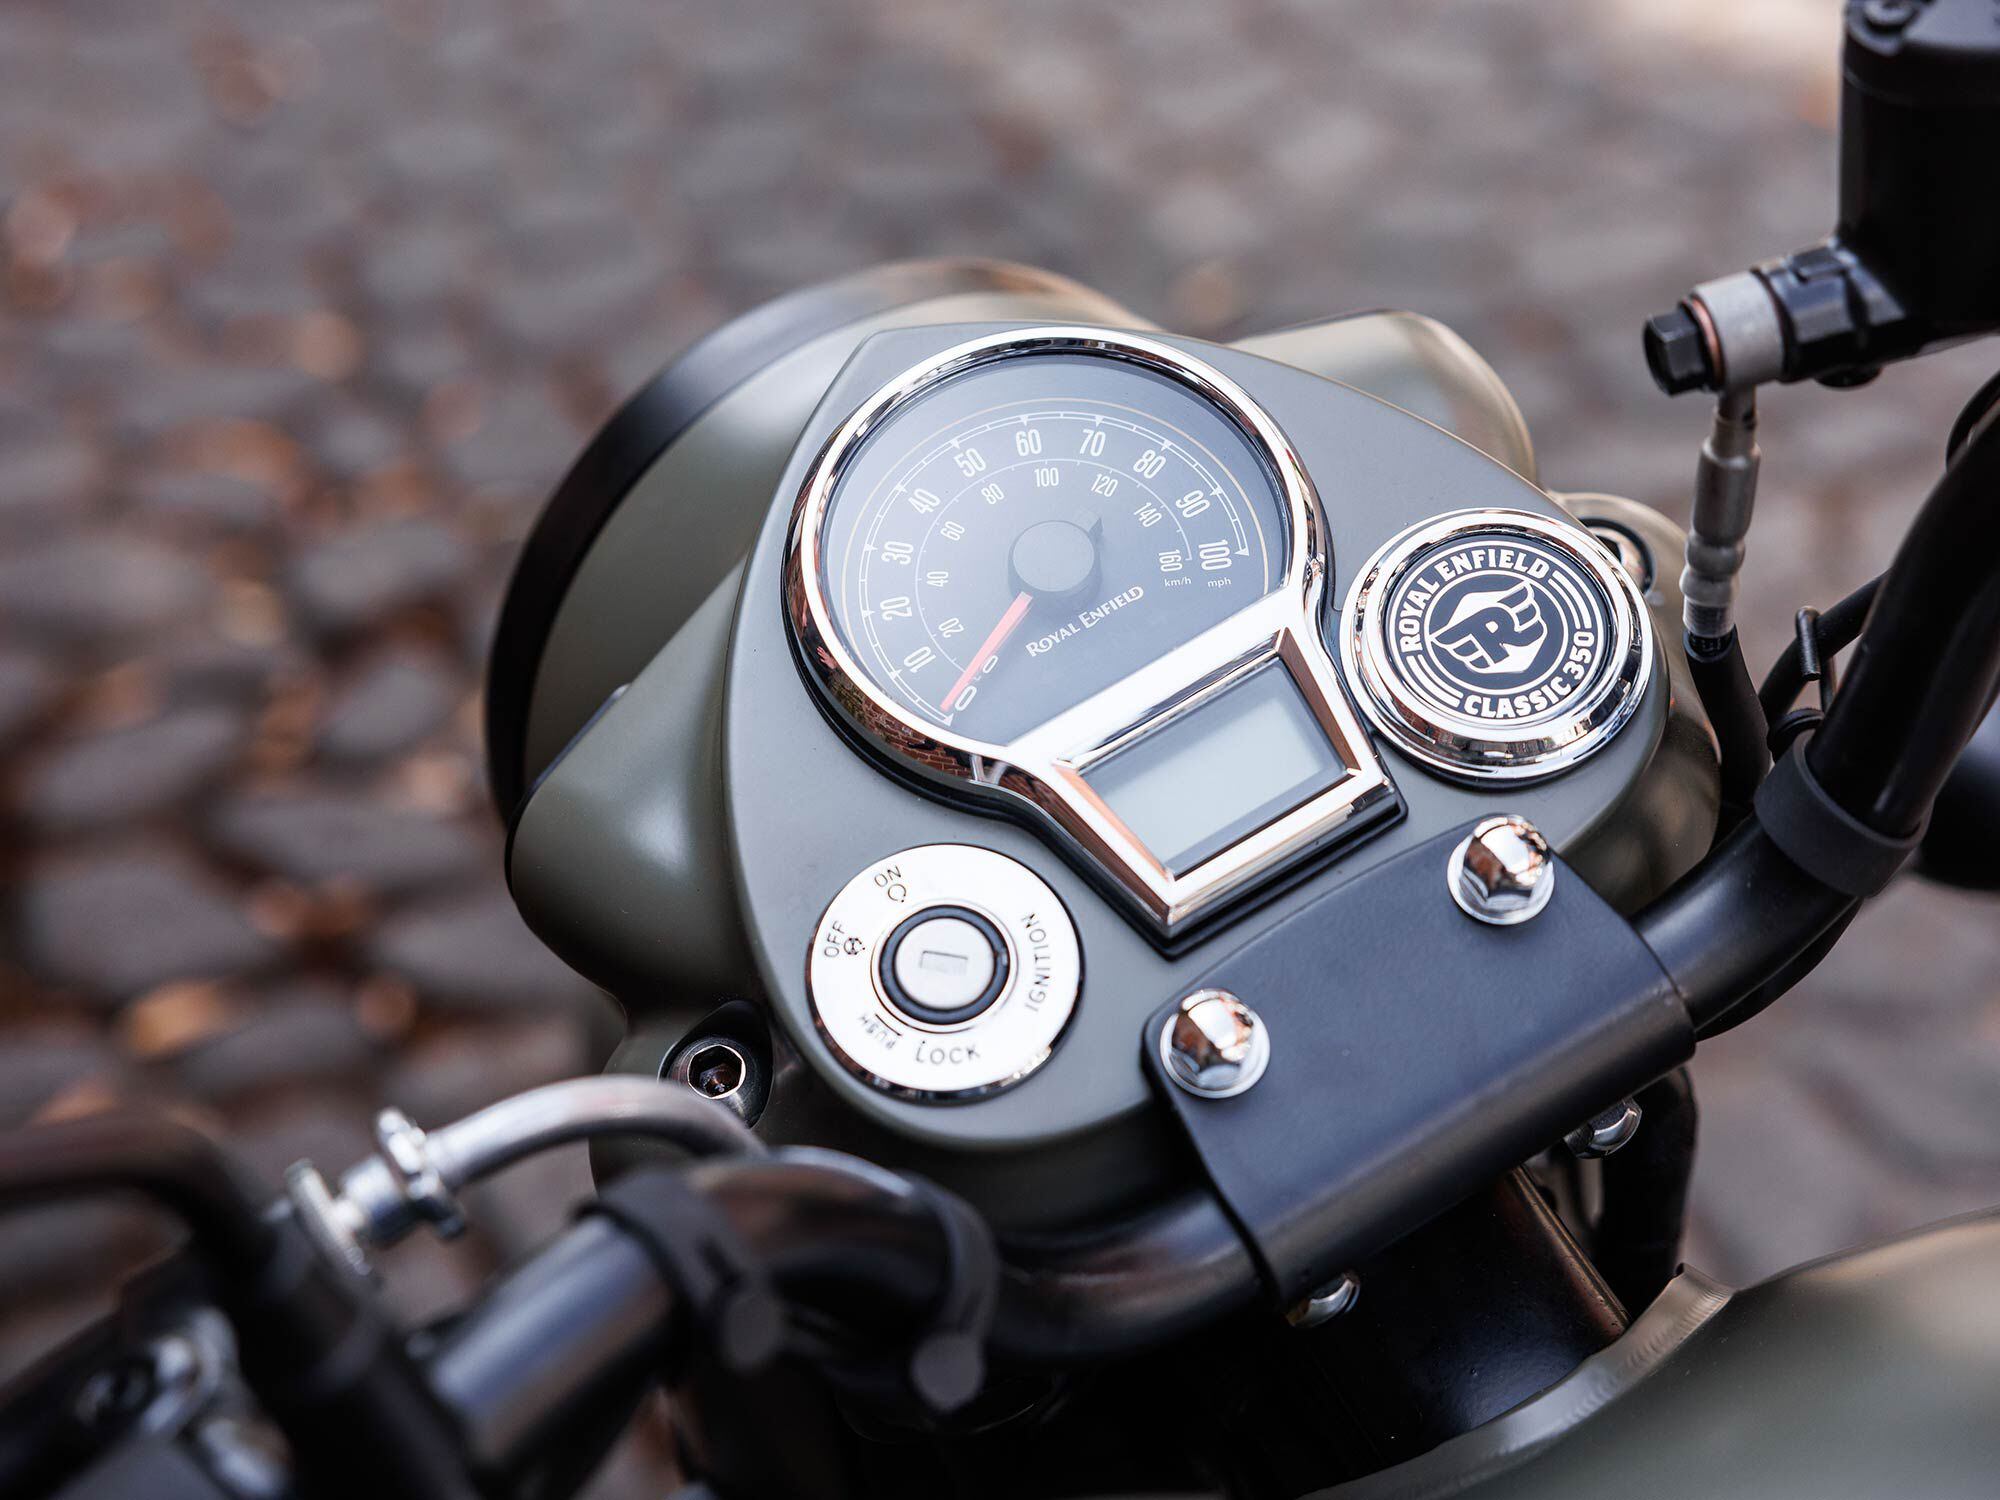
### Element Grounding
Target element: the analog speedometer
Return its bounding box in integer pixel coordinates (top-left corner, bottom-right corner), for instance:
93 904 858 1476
786 329 1398 938
817 354 1285 744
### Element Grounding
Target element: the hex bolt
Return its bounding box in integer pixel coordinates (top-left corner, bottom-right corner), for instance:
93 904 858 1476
1160 989 1270 1099
666 1037 757 1123
1643 305 1716 395
1565 1097 1644 1158
680 1041 747 1100
1448 815 1556 926
1287 1272 1362 1329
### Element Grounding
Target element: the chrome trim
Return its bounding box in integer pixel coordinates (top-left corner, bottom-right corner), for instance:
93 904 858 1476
784 327 1396 936
1340 508 1653 784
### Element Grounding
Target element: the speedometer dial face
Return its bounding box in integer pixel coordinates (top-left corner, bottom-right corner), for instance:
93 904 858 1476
786 329 1398 940
815 353 1287 746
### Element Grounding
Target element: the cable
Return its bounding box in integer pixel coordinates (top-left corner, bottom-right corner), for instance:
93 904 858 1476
1756 575 1881 731
1684 629 1770 825
324 1076 766 1260
432 1073 765 1179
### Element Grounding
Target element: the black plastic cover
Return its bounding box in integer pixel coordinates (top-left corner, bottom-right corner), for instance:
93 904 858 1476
1142 822 1692 1305
1845 0 2000 109
1819 0 2000 371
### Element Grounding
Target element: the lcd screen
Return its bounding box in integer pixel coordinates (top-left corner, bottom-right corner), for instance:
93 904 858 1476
1084 667 1348 875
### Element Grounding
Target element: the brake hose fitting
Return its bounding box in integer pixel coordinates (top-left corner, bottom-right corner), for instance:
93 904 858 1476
1681 385 1761 646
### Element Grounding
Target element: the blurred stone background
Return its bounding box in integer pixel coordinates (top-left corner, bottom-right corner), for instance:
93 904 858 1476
2 0 1998 1491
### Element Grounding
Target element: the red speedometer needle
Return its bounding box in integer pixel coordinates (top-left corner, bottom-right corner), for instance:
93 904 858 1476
940 591 1033 712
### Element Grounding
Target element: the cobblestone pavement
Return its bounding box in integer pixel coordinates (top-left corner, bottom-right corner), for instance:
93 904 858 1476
3 0 1999 1487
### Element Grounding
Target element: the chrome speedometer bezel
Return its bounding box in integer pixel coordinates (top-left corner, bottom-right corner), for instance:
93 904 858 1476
783 327 1397 938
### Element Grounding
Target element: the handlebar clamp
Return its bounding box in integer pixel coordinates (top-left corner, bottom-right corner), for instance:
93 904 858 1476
1754 737 1927 897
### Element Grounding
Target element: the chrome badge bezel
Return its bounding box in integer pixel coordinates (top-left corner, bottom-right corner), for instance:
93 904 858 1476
784 327 1398 938
1340 508 1653 783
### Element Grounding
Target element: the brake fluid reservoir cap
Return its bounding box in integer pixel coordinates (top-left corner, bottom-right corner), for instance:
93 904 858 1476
808 844 1080 1102
1340 508 1652 783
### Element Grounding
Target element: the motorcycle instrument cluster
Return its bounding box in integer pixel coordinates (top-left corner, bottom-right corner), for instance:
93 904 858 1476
36 1 2000 1484
499 266 1707 1194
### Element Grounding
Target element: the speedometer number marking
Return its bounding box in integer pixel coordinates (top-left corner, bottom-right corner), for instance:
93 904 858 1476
829 395 1277 743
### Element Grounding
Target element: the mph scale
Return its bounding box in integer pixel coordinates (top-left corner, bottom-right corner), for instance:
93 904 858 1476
831 379 1279 742
786 328 1399 938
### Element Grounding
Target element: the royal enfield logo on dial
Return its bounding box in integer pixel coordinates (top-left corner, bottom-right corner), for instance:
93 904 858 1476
1342 510 1651 782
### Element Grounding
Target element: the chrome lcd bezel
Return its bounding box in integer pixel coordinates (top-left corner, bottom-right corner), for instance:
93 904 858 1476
1338 508 1654 784
783 327 1396 937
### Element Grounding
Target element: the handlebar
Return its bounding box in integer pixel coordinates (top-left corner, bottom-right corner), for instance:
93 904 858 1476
0 1116 481 1500
428 1212 674 1477
424 1150 964 1485
1635 400 2000 1031
1809 402 2000 834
